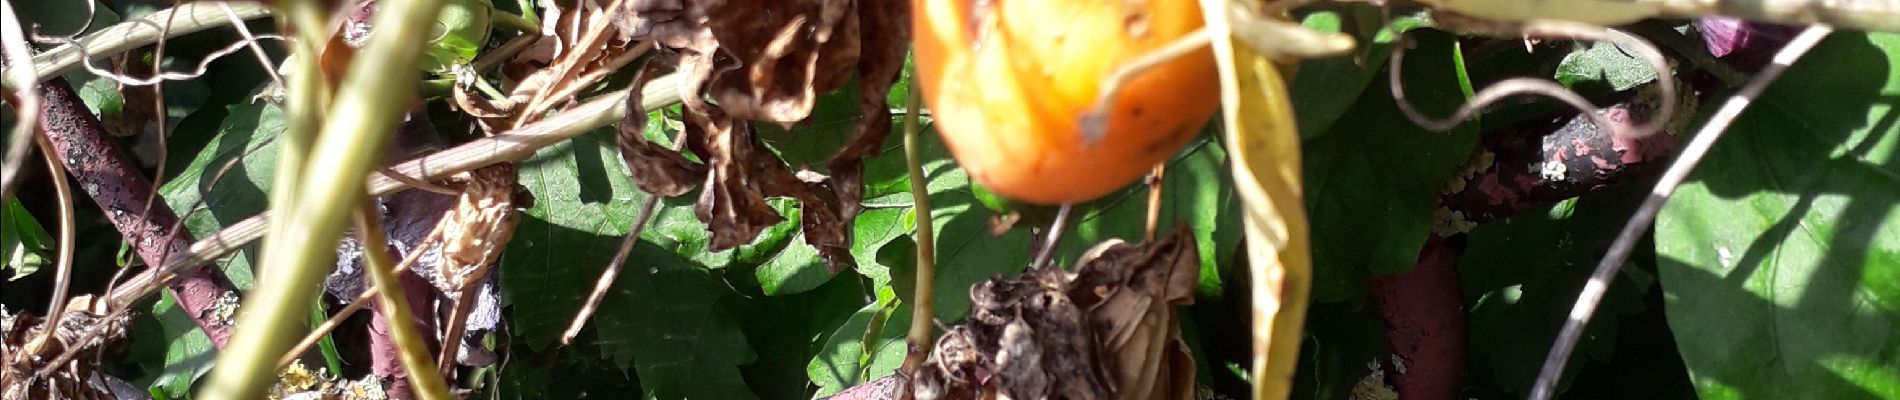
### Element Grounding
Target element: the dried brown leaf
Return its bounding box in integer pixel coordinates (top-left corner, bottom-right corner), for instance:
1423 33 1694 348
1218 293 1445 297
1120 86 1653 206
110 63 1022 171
432 164 522 294
909 229 1202 400
617 67 704 197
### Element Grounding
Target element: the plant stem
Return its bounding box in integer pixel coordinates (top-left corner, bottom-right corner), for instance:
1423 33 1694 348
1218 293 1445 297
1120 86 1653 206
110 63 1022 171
0 0 39 202
34 77 239 345
1528 24 1835 400
10 2 270 90
259 0 332 285
117 77 682 311
21 132 75 358
352 201 453 400
197 0 452 396
899 66 936 376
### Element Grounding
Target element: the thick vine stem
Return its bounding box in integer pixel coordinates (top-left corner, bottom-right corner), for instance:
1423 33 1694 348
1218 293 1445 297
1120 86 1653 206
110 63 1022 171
32 77 240 346
197 0 452 396
898 66 937 382
352 202 452 400
1528 25 1834 400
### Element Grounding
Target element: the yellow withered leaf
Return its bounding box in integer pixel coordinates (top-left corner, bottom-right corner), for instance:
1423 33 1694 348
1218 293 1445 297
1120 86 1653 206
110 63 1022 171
1197 2 1315 399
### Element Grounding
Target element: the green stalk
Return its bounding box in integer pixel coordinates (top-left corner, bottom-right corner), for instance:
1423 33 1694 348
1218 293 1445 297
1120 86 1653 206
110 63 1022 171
899 65 936 375
259 0 331 285
352 202 453 400
197 0 451 396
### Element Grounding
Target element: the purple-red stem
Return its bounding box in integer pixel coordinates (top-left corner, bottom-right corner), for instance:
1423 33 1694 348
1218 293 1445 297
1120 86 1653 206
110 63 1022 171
35 77 239 347
1372 101 1679 399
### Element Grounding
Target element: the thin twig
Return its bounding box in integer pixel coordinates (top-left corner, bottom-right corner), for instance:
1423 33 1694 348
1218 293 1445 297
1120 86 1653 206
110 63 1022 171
21 134 77 359
135 0 183 291
276 226 444 371
1528 25 1834 400
1145 163 1166 242
1029 204 1074 270
1079 28 1213 144
1390 22 1676 139
219 2 287 90
7 2 271 90
114 76 684 314
899 73 937 377
560 190 664 345
352 202 453 400
283 293 373 370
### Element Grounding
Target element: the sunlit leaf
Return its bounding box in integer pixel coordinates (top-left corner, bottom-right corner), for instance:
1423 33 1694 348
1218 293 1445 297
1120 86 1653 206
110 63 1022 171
1655 32 1900 400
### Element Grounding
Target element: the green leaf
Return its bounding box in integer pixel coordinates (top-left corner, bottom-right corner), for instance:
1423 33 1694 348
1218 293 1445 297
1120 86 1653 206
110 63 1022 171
142 292 218 398
1289 7 1424 141
421 0 494 73
1054 132 1242 297
807 286 907 398
1460 187 1658 396
734 275 866 400
2 198 53 279
1655 32 1900 400
1303 30 1478 302
158 101 281 288
503 128 757 400
495 346 643 399
1554 41 1659 92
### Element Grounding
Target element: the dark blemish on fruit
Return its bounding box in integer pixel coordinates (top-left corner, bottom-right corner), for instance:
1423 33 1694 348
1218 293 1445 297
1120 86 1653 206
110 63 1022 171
1130 106 1145 118
1124 9 1151 38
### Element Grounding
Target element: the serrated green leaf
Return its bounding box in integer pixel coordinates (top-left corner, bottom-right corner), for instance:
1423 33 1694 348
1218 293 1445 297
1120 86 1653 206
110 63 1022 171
735 275 866 400
1304 30 1477 302
504 127 757 399
1554 41 1659 92
1655 32 1900 400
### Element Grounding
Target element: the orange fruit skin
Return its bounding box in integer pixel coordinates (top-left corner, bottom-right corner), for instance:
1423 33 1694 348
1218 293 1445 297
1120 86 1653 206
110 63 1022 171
913 0 1221 205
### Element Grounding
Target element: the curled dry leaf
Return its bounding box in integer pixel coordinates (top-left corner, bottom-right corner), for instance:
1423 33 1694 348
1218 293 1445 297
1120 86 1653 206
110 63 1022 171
432 163 521 297
610 0 910 273
909 227 1201 400
627 0 859 125
617 66 705 197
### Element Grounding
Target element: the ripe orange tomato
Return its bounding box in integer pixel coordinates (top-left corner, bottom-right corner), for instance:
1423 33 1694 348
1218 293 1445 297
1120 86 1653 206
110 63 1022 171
912 0 1221 205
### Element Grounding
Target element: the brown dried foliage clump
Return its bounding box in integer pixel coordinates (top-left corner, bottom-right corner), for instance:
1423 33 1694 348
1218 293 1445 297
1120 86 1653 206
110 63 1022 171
613 0 913 271
909 228 1203 400
1 296 136 399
